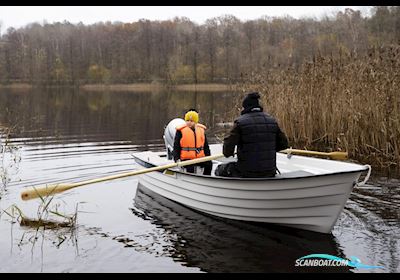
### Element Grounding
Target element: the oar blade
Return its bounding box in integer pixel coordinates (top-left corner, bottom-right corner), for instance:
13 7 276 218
21 184 74 201
329 152 348 161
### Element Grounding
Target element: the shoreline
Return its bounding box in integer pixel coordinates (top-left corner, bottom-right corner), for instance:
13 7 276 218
0 83 233 92
0 83 33 89
81 83 233 92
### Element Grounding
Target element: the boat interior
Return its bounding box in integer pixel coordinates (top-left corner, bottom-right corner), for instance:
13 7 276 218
135 144 368 179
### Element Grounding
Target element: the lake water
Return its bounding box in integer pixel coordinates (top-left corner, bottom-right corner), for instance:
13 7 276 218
0 87 399 273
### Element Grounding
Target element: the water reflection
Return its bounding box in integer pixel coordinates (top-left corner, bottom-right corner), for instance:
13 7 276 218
133 184 350 273
0 87 235 145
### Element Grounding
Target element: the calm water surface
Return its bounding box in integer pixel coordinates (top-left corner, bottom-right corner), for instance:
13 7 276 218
0 87 399 273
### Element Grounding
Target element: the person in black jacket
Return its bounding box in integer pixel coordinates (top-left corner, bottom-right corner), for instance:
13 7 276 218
216 92 288 178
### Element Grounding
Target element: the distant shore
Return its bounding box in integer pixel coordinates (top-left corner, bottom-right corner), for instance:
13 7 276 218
0 83 232 92
81 83 232 92
0 83 33 89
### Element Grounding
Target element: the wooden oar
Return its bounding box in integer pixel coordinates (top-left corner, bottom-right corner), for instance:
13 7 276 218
280 148 348 160
21 153 225 201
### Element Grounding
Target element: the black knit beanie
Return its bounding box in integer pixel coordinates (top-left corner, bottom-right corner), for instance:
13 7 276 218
242 92 261 109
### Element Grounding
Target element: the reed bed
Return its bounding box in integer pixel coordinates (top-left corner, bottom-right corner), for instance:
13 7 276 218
1 198 79 251
1 125 21 197
235 45 400 171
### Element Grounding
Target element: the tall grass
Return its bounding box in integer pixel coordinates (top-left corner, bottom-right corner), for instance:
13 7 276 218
1 125 21 197
235 45 400 171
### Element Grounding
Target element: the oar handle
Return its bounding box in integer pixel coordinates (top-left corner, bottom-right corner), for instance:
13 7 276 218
284 149 329 156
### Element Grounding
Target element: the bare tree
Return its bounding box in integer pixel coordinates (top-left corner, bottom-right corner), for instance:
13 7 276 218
0 7 398 85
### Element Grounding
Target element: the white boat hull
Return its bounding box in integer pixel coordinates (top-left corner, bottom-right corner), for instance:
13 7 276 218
133 144 369 234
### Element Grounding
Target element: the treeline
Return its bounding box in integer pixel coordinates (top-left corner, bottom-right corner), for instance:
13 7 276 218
0 6 399 85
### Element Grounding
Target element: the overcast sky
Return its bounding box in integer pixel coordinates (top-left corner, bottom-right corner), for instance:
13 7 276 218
0 6 372 33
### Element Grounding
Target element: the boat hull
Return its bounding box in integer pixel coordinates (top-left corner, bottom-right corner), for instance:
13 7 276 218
136 165 361 233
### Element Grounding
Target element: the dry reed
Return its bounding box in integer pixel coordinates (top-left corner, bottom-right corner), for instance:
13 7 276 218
236 45 400 171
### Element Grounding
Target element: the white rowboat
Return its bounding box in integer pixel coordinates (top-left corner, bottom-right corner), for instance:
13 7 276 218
132 143 370 234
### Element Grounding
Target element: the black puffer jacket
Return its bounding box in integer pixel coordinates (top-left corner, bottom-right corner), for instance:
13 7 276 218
223 107 288 177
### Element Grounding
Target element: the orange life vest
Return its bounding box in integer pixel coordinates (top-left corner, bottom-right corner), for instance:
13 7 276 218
176 123 207 160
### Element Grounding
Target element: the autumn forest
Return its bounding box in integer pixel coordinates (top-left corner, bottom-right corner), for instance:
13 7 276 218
0 6 398 85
